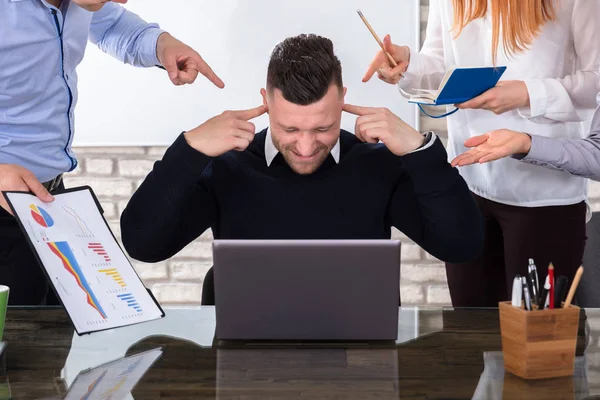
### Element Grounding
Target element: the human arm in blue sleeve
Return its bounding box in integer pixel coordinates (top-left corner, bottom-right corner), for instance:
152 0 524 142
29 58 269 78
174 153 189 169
519 108 600 181
88 2 164 68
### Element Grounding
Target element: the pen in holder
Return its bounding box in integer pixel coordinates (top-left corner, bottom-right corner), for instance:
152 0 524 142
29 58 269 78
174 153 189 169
498 301 580 379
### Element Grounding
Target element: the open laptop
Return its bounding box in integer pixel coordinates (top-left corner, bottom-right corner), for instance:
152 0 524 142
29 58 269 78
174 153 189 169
213 239 401 341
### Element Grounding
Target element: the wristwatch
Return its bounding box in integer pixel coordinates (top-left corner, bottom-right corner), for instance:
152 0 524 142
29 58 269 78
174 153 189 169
415 131 433 150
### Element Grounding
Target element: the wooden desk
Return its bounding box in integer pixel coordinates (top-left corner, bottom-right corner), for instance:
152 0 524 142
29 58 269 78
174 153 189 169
0 307 597 399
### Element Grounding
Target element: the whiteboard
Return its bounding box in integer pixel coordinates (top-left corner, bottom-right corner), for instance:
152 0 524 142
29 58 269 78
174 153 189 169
74 0 420 146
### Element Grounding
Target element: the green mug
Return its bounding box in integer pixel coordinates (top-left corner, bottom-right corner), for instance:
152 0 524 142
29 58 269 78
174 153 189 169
0 286 9 341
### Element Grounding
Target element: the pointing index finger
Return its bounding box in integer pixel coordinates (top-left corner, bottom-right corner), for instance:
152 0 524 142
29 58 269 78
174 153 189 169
194 55 225 88
234 105 268 121
343 103 376 116
362 52 389 83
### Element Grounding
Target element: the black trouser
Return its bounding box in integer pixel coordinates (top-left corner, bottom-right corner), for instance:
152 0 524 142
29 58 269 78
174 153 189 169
0 185 63 306
445 193 587 307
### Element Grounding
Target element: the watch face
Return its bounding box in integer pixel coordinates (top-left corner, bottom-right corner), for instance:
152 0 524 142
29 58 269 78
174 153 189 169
423 132 432 143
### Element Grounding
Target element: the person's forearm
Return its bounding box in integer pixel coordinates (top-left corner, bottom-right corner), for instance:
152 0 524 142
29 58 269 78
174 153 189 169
520 131 600 181
390 139 484 263
518 73 599 123
517 0 600 122
89 3 164 67
120 133 217 262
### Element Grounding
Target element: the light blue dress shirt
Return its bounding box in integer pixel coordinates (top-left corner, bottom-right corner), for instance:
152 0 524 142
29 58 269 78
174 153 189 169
0 0 164 182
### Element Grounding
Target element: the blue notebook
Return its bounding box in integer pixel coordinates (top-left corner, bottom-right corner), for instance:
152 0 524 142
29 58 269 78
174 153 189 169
403 66 507 106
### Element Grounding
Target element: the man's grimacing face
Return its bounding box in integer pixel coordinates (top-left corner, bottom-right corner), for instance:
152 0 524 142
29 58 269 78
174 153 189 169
261 84 347 175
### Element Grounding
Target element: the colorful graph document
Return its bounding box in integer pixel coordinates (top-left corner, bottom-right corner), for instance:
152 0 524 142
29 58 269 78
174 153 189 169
64 348 162 400
4 187 164 334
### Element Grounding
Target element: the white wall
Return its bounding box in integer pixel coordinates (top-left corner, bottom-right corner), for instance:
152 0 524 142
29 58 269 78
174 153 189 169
74 0 420 146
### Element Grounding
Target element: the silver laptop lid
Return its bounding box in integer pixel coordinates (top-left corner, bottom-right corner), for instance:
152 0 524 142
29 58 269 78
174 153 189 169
213 240 401 341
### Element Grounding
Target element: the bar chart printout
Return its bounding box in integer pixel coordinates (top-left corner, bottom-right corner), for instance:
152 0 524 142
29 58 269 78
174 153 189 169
89 242 111 263
4 188 164 334
118 293 143 313
64 348 163 400
99 268 126 287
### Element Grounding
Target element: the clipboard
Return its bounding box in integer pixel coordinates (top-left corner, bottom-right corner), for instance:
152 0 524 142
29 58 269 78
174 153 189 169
63 347 163 399
2 186 165 335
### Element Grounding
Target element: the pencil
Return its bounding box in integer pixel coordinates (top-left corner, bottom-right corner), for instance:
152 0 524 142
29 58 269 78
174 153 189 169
563 266 583 308
356 9 399 69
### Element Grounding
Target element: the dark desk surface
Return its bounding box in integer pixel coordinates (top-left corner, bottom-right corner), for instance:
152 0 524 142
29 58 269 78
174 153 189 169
1 306 599 399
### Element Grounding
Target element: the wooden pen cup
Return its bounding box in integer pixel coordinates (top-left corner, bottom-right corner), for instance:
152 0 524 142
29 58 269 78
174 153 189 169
498 301 580 380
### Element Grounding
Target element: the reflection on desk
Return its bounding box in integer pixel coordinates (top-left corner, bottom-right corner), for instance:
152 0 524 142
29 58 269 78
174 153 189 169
215 347 400 397
0 306 598 399
473 351 590 400
63 348 162 400
60 307 438 388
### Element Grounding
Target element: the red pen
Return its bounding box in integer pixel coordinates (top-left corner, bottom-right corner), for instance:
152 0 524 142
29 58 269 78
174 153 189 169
549 263 555 309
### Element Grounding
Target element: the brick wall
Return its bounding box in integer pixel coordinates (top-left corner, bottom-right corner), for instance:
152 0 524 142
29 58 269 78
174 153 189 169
64 0 600 306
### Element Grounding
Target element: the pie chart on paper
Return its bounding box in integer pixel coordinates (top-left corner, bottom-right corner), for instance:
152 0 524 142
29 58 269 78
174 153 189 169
30 204 54 228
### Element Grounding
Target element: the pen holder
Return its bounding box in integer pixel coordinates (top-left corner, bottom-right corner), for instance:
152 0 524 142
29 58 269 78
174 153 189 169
498 301 580 380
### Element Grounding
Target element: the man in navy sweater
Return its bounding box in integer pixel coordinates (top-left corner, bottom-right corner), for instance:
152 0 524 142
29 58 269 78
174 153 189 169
121 34 484 305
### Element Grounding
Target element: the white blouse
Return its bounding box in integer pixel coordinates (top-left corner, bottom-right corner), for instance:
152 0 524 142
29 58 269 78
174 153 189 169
399 0 600 207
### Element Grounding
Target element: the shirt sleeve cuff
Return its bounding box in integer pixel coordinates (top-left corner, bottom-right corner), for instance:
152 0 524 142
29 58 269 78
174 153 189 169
517 134 553 165
407 132 437 154
397 46 420 90
518 79 548 119
162 132 214 184
141 27 166 67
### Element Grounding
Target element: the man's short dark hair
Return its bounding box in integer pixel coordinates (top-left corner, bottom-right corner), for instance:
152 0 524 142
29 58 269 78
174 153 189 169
267 34 343 105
